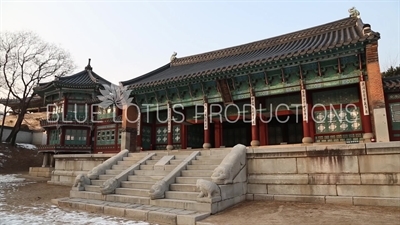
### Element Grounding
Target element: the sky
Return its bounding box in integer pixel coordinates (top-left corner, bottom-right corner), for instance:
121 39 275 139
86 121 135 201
1 0 399 85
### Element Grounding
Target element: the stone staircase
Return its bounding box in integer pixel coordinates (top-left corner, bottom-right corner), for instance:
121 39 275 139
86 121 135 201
54 147 247 225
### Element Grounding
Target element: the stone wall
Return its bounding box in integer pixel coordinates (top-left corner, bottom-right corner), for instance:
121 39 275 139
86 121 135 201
48 153 115 186
246 142 400 207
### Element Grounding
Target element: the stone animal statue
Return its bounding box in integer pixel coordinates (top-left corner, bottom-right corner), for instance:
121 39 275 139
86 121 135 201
348 7 360 18
170 52 177 62
149 180 167 200
211 144 247 184
196 179 220 198
100 177 118 195
72 174 91 189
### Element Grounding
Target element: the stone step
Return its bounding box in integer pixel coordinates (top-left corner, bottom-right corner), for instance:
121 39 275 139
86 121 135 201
84 185 100 192
186 165 217 170
191 159 223 165
169 160 183 165
181 170 213 177
122 156 142 161
91 180 106 186
70 190 150 205
115 188 149 197
195 155 226 160
57 197 210 225
117 161 136 166
151 155 164 160
150 198 211 212
165 191 199 201
120 181 154 189
145 160 158 165
175 177 211 184
99 174 116 180
170 184 198 192
105 169 124 175
134 170 170 176
127 153 151 157
140 165 154 170
128 175 163 182
112 164 131 170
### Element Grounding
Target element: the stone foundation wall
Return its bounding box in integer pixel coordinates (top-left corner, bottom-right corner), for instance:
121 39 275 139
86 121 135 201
246 142 400 207
48 153 115 186
29 167 54 178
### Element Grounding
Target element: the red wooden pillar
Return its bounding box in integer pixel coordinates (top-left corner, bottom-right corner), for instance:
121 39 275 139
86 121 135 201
259 118 267 146
359 75 373 141
136 113 142 151
214 121 221 148
250 95 260 146
203 101 211 149
167 103 173 150
301 87 313 144
181 123 187 149
60 127 65 146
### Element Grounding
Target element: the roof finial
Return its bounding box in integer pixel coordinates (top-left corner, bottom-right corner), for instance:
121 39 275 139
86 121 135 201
85 58 92 70
170 52 177 62
348 7 360 18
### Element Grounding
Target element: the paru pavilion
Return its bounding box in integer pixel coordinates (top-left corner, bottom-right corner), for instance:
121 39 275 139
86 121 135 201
119 8 388 151
34 8 391 159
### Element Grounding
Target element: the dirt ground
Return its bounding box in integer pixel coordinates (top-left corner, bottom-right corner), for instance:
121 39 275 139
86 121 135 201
2 173 400 225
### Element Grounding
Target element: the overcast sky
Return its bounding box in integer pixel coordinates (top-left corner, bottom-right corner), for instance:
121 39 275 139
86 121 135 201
1 0 399 85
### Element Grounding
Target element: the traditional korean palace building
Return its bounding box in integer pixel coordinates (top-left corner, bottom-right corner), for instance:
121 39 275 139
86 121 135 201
34 60 123 165
119 11 388 151
34 9 396 160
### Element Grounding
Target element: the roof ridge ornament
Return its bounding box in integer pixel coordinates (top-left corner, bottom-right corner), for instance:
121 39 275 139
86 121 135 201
170 52 177 62
85 58 93 70
348 7 360 18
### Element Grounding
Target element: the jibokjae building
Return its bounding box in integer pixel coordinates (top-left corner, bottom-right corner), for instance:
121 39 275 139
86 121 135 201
35 9 396 159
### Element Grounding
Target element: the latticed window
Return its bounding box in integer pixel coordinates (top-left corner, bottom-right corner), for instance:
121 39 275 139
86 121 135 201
49 129 60 145
97 129 116 145
98 106 116 119
66 104 88 120
65 129 87 145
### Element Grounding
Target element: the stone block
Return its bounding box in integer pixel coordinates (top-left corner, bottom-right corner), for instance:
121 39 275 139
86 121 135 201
155 155 175 166
177 212 210 225
248 158 297 174
325 196 353 205
82 161 101 171
297 156 359 173
59 176 73 183
250 146 307 158
65 160 83 171
246 194 254 200
148 211 177 225
353 197 400 207
373 108 390 142
55 160 66 170
306 143 365 152
249 174 308 184
71 201 86 210
219 182 245 200
268 184 336 196
338 185 400 198
253 194 274 201
274 195 325 203
103 206 125 217
85 204 104 213
214 197 234 214
366 142 400 154
361 173 400 185
232 165 247 183
358 155 400 173
247 184 267 194
308 174 361 184
125 208 149 221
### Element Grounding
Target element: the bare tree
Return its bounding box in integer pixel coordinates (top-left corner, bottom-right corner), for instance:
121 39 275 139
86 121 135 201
0 31 75 145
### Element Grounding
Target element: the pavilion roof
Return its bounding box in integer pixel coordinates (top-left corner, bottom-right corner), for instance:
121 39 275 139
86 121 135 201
121 13 380 91
383 75 400 92
34 59 111 94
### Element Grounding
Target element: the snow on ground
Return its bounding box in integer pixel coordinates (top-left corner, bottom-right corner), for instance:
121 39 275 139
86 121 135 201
0 174 150 225
15 143 37 150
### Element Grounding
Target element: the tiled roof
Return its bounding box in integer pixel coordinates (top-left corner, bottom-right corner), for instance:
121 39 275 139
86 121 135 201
383 75 400 91
121 16 380 90
35 60 111 92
